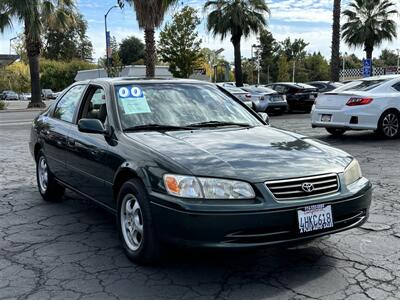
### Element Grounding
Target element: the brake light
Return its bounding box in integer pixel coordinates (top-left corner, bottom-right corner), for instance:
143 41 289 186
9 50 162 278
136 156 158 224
346 97 373 106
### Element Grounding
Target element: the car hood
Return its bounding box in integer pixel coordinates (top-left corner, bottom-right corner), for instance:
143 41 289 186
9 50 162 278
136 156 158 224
126 126 352 182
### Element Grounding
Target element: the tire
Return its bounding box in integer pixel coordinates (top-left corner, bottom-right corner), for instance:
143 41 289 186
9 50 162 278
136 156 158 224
326 128 346 136
117 178 160 265
36 150 65 202
377 110 400 139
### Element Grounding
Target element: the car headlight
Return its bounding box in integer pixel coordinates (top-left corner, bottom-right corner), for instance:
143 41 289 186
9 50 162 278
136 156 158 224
163 174 255 199
343 159 362 186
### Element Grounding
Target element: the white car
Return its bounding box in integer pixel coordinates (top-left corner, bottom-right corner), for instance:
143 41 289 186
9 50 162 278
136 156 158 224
311 75 400 138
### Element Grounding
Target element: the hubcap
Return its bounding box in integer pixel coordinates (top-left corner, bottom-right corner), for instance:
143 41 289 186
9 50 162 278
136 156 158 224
383 113 399 137
38 157 48 192
120 194 144 251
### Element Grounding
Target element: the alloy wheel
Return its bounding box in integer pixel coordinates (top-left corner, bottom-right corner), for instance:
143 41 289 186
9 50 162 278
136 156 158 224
120 193 144 251
382 113 399 137
38 157 49 193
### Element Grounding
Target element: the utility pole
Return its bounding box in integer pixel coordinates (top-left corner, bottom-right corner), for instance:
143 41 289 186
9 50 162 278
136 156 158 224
104 4 121 77
292 60 296 83
397 49 400 74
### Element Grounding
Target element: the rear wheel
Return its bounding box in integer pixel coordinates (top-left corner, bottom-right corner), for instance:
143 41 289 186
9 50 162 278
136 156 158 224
326 128 346 136
377 111 399 139
36 150 65 202
117 179 160 265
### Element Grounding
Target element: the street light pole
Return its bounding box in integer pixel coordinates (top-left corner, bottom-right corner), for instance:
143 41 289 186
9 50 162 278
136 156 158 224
396 49 400 74
104 5 119 77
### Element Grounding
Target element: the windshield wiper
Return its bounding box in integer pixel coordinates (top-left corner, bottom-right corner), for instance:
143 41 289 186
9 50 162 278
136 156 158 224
188 121 252 128
124 124 195 132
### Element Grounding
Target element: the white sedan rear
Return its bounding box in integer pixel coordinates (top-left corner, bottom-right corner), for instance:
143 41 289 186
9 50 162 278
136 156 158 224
311 75 400 138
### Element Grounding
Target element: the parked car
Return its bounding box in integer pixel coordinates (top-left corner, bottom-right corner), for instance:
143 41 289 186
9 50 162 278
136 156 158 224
241 86 288 114
311 75 400 138
42 89 58 100
1 90 19 100
219 84 253 108
20 93 32 101
265 83 318 112
30 78 372 264
307 81 344 93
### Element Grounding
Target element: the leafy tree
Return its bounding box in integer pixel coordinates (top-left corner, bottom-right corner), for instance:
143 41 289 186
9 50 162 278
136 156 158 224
100 37 123 77
0 0 76 108
43 13 93 61
330 0 341 82
342 0 397 60
259 29 280 83
378 49 398 66
304 52 330 81
277 55 290 82
0 62 31 93
159 6 202 78
126 0 178 77
119 36 145 65
280 38 309 61
204 0 270 87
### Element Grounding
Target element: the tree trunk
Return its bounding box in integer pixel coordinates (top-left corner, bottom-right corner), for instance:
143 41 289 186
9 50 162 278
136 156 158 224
232 36 243 87
365 48 373 60
25 37 45 108
144 27 156 78
330 0 341 82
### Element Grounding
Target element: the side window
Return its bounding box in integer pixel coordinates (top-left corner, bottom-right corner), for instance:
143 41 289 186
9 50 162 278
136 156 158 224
80 87 108 124
274 85 286 93
392 83 400 92
53 85 86 123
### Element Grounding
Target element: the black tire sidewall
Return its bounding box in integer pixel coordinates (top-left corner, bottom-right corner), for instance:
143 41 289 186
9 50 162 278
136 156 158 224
116 179 159 264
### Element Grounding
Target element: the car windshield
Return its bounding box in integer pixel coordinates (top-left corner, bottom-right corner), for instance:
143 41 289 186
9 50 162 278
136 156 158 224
114 83 262 130
223 86 245 94
249 87 276 94
340 79 390 91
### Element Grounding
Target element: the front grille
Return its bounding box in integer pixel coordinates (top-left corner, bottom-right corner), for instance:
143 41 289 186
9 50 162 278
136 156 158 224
265 173 339 200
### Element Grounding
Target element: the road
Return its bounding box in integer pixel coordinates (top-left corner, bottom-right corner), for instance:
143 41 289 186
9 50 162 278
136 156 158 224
1 110 400 300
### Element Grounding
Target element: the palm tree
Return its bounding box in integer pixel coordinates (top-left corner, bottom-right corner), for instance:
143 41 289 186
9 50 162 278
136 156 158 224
126 0 178 78
204 0 270 87
330 0 341 82
0 0 75 108
342 0 397 60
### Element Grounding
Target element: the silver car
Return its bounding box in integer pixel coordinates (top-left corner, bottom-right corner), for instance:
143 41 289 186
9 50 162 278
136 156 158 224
242 86 288 114
219 85 253 108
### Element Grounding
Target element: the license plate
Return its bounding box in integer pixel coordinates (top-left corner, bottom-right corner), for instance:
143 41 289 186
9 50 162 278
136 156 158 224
298 204 334 233
321 114 332 122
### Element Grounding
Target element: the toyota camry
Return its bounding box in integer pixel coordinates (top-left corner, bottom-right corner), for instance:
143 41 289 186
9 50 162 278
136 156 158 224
30 78 372 264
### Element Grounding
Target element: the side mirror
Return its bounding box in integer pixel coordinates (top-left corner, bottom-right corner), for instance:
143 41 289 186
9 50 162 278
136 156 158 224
258 112 270 125
78 118 107 134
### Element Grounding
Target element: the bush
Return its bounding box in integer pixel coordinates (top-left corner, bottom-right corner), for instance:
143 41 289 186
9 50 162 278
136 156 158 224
0 101 6 110
41 59 97 91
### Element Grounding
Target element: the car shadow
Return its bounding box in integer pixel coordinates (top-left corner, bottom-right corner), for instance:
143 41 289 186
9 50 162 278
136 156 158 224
57 191 336 299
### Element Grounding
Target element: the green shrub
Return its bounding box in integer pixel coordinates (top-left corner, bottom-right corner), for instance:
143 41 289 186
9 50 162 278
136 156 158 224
0 101 6 110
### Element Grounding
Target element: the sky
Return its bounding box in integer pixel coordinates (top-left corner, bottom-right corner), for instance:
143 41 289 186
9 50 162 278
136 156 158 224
1 0 400 62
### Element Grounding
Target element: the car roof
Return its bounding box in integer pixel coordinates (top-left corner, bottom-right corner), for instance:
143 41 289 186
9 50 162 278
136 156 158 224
273 82 316 89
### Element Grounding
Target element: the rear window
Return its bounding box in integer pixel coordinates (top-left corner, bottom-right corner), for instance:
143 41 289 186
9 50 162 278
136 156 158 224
341 79 389 91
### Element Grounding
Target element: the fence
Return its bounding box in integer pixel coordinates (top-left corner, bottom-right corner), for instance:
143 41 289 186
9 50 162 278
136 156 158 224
340 66 399 80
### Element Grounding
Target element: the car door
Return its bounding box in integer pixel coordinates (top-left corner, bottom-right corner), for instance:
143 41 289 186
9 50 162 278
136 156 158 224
67 85 114 206
41 85 86 182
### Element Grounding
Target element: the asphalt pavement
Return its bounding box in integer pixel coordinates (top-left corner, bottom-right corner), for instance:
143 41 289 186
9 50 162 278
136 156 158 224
1 110 400 299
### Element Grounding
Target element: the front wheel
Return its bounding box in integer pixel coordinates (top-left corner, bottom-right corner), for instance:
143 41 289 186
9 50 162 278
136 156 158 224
326 128 346 136
377 111 400 139
36 150 65 202
117 179 160 265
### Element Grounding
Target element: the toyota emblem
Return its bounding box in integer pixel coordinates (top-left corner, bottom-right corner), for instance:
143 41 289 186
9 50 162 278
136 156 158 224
302 182 315 193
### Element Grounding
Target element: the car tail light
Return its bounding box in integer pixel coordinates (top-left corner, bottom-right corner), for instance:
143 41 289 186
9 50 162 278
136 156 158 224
346 97 373 106
245 94 251 98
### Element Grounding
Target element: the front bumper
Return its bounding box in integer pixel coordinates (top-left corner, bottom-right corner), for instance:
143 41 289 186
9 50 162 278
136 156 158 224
150 184 372 248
